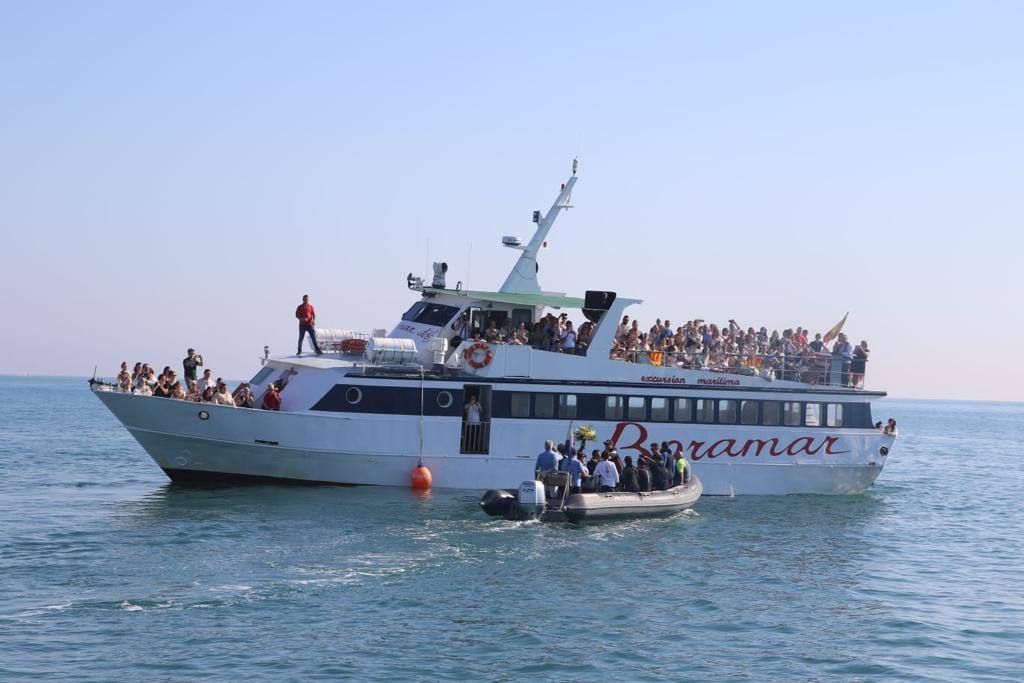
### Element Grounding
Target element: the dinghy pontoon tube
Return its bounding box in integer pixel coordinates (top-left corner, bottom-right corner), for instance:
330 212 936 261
480 473 702 522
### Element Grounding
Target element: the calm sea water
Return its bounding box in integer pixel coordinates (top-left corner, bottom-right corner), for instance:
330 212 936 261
0 376 1021 681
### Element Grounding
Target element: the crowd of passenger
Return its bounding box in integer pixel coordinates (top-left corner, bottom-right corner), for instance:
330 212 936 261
534 438 688 494
454 309 870 387
609 316 870 387
113 349 283 410
451 311 595 355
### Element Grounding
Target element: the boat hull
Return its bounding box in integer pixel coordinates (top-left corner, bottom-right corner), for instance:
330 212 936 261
563 477 703 520
94 389 892 495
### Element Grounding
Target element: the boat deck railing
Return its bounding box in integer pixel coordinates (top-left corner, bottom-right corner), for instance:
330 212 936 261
459 421 491 454
456 338 867 389
612 350 866 387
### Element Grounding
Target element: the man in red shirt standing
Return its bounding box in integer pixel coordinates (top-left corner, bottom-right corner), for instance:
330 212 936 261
295 294 323 356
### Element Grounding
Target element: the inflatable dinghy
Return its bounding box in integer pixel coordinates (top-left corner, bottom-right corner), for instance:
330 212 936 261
481 472 702 523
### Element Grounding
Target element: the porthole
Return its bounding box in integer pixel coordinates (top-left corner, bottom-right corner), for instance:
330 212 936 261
346 387 363 404
198 410 210 421
437 391 453 408
879 446 889 456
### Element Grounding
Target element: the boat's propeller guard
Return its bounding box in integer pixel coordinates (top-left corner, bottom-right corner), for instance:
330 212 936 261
464 342 493 369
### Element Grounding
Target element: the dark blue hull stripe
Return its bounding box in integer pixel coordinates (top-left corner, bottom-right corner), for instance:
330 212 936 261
162 468 361 487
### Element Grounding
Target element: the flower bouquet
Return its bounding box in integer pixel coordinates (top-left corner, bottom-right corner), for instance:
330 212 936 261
574 424 597 453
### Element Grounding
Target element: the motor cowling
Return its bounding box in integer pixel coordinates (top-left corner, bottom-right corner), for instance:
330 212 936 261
515 480 546 519
480 489 516 517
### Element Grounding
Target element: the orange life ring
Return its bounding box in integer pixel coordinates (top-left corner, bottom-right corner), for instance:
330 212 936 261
464 341 493 369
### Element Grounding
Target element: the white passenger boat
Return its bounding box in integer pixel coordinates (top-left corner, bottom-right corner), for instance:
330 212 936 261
92 160 897 495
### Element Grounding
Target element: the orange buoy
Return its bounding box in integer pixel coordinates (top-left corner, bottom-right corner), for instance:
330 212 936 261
411 464 432 490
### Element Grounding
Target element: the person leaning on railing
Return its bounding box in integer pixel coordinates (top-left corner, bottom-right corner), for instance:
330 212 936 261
261 382 281 411
851 341 869 388
116 362 132 392
233 383 255 408
832 333 854 386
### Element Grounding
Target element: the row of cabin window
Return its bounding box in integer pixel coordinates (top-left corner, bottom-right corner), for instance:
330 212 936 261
507 393 845 427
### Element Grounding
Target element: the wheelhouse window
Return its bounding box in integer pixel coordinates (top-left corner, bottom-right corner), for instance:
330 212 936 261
510 392 530 418
605 396 623 420
401 301 425 321
696 399 715 423
535 394 554 419
762 402 780 426
717 400 737 424
805 403 822 427
783 402 802 426
674 398 692 422
627 396 645 421
650 397 669 422
558 394 578 419
826 403 844 427
402 302 460 327
740 400 758 425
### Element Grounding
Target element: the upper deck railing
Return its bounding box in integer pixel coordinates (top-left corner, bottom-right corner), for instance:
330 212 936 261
451 337 867 389
611 349 865 387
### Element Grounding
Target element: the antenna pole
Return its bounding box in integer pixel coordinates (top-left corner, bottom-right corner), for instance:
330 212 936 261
499 159 578 294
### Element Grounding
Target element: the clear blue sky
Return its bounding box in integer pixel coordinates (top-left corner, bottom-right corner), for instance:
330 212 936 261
1 2 1021 400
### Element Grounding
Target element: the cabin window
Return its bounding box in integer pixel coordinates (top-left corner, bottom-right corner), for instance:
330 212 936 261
401 301 426 321
510 392 530 418
605 396 623 420
696 399 715 423
345 387 362 404
402 302 459 327
558 394 578 419
783 402 802 426
483 311 509 333
674 398 692 422
805 403 822 427
627 396 646 420
650 397 669 422
762 402 780 426
467 307 484 336
717 400 737 424
510 308 533 328
436 391 453 409
740 400 758 425
534 394 554 419
826 403 844 427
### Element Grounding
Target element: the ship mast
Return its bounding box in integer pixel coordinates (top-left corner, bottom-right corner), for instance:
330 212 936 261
499 159 578 294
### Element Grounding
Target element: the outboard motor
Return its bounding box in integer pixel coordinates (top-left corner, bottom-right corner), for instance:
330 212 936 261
515 480 546 520
480 489 516 517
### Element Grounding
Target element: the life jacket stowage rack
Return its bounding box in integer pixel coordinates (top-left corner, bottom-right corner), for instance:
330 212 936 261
341 338 368 355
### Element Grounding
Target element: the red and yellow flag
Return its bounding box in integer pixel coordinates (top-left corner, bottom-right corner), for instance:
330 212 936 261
822 312 849 344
